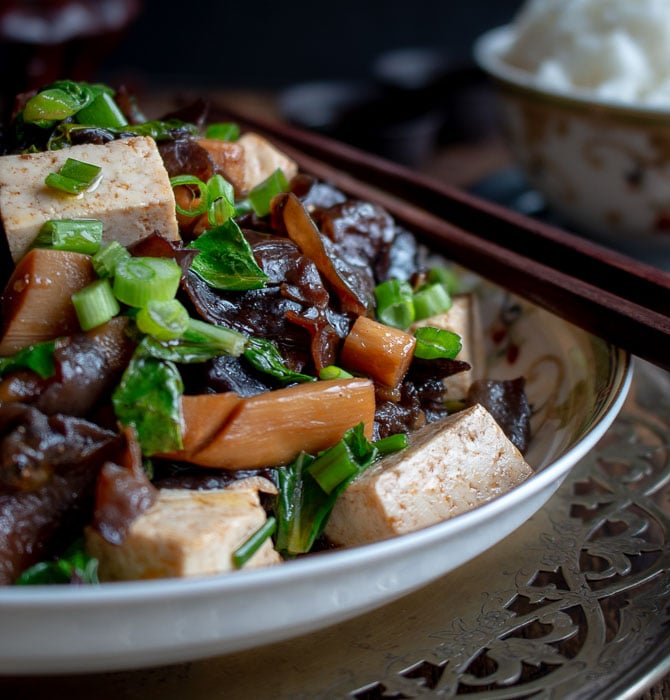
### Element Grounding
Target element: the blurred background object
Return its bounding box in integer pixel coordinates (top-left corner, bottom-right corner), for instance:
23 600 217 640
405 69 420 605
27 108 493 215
0 0 525 167
0 0 142 119
94 0 524 167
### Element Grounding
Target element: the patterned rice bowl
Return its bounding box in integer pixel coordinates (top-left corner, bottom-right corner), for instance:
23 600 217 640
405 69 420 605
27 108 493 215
474 25 670 263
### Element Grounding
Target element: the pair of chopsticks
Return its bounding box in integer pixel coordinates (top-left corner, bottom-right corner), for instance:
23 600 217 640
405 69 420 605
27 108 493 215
215 102 670 373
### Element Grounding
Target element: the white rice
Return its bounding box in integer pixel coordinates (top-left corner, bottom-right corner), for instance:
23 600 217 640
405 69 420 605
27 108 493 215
502 0 670 104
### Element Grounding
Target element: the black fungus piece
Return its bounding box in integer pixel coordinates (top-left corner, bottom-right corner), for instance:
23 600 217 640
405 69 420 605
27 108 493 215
0 404 122 584
467 377 532 454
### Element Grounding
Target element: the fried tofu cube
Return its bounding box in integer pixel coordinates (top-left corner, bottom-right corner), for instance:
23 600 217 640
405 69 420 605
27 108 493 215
85 488 280 581
324 404 533 547
0 136 180 262
410 293 484 401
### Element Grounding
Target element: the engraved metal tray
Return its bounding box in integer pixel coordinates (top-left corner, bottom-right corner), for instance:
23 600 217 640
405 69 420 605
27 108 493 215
3 357 670 698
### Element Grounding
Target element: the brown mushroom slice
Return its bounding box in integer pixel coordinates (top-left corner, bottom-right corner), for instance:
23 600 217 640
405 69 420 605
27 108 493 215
0 248 97 355
165 378 375 470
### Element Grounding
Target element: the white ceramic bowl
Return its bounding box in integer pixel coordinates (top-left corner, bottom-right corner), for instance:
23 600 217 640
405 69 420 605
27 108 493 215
0 278 632 675
474 25 670 263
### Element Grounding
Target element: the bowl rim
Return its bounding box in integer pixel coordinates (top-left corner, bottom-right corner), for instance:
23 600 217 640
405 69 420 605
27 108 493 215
473 24 670 122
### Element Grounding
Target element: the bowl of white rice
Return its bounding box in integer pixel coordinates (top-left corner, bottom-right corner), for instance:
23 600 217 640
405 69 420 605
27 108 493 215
474 0 670 261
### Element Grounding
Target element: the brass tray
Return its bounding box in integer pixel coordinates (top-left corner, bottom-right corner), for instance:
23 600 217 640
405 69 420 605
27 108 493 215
3 357 670 699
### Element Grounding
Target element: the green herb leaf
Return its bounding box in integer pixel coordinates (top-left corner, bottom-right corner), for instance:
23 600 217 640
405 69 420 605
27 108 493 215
0 340 56 379
274 423 377 556
15 539 99 585
244 337 315 384
188 218 268 291
112 354 184 455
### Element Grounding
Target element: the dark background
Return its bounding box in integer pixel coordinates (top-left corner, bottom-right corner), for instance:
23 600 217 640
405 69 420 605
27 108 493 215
0 0 525 164
101 0 524 91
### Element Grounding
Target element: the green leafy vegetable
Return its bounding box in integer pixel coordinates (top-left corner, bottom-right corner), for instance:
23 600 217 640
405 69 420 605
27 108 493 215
0 340 56 379
274 424 379 556
112 353 184 455
188 218 268 291
244 337 315 385
22 81 97 128
15 540 99 585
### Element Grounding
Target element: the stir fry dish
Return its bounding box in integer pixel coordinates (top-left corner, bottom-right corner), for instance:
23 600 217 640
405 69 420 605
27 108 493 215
0 81 533 585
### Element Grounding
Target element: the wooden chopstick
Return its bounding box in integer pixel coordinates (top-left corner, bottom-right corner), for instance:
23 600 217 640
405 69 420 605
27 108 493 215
213 103 670 371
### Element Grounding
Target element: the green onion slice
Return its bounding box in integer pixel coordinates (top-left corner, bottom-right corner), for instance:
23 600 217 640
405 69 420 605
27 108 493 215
136 299 189 341
72 279 120 331
247 168 289 217
413 326 462 360
92 240 131 278
375 278 415 329
205 122 240 141
33 218 102 255
232 517 277 569
45 157 102 195
307 440 359 494
112 257 182 307
182 318 247 357
170 175 209 217
319 365 354 380
373 432 409 455
412 283 452 321
75 91 128 129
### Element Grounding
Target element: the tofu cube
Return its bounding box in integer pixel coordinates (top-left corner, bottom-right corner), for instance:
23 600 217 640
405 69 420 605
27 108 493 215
410 293 484 401
85 488 280 581
236 132 298 194
325 404 533 547
0 136 180 262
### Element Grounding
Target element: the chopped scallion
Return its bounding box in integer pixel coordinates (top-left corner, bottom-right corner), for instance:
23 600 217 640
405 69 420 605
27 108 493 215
182 318 247 357
33 218 103 255
412 283 452 321
92 240 131 278
112 257 182 307
45 157 102 195
75 91 128 129
373 432 409 455
307 440 359 494
427 266 461 294
232 517 277 569
205 122 240 141
136 299 189 341
319 365 354 380
374 279 415 329
72 279 120 330
413 326 462 360
247 168 289 217
170 175 209 217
